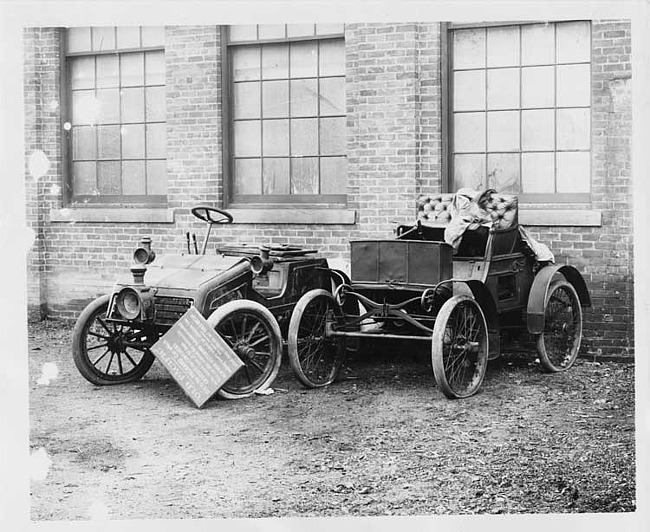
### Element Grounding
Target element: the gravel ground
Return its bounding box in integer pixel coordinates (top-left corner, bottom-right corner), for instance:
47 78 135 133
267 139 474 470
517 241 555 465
27 318 636 521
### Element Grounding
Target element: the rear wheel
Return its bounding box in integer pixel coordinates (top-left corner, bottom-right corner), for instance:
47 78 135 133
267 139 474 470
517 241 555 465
72 295 155 385
536 280 582 372
288 289 346 388
207 300 282 399
432 295 489 399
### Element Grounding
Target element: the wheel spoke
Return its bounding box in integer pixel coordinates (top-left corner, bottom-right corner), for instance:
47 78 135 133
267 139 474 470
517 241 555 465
86 342 109 351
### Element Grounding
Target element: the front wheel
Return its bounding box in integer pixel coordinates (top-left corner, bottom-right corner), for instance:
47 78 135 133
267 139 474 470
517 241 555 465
432 295 489 399
288 289 346 388
72 295 156 385
535 280 582 372
207 300 282 399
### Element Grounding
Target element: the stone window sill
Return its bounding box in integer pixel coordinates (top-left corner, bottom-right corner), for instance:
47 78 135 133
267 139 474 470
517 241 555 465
228 207 357 225
49 208 175 223
519 209 602 227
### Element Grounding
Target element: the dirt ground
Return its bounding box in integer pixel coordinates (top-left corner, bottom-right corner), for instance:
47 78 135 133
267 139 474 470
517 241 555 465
27 318 635 521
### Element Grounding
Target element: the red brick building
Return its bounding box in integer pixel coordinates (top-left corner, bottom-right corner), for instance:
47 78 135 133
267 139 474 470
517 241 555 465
23 21 633 358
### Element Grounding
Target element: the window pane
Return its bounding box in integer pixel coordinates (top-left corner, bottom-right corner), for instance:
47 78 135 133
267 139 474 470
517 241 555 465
290 42 318 78
116 27 140 49
70 57 95 90
557 152 590 192
145 85 166 122
320 77 345 116
291 157 319 194
454 112 486 153
146 122 166 158
557 21 591 64
454 154 486 190
97 125 120 159
487 26 520 68
262 80 289 118
262 44 289 79
262 158 290 194
319 39 345 76
487 111 519 152
262 120 289 156
291 118 318 156
97 89 120 124
122 124 145 159
92 27 115 52
487 68 519 110
453 70 486 111
320 117 346 155
316 23 344 35
522 109 554 151
141 26 165 47
234 158 262 194
229 25 258 42
287 24 315 38
522 23 555 65
320 157 347 194
68 27 92 53
233 47 261 81
557 64 590 107
146 160 167 194
72 126 96 160
521 66 554 108
522 152 555 193
234 81 261 119
122 87 144 123
145 51 165 85
72 90 99 125
259 24 285 40
97 161 120 194
290 78 318 117
121 53 144 87
72 161 96 194
234 121 261 156
487 153 520 193
453 28 486 70
557 108 590 150
96 55 119 88
122 160 145 194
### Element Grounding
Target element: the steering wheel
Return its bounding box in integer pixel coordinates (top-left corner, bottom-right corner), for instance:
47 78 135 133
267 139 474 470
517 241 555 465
191 205 234 224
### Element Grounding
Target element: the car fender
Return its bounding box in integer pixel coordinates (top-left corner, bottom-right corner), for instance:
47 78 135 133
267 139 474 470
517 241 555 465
527 264 591 335
463 280 500 360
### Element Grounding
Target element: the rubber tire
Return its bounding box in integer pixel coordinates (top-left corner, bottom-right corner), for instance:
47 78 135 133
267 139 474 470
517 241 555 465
536 280 583 372
288 289 346 388
72 294 155 385
432 295 489 399
207 299 283 400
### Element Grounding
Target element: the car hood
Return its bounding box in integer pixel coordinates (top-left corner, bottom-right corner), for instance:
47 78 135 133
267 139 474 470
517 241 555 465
117 254 249 290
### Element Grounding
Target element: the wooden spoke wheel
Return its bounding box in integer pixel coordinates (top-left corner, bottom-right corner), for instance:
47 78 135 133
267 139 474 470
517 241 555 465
207 300 282 399
536 280 582 372
72 295 155 385
288 289 346 388
432 295 489 399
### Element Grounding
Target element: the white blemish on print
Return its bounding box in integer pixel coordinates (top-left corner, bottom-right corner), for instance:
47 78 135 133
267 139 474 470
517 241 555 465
36 362 59 385
30 448 52 481
27 150 51 179
88 500 110 520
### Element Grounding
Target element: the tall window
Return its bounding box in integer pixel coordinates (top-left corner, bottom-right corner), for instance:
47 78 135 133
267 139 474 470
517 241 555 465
225 24 347 205
65 26 166 204
448 21 591 202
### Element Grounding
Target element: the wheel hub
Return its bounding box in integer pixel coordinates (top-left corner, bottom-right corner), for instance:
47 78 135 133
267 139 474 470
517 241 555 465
234 343 255 360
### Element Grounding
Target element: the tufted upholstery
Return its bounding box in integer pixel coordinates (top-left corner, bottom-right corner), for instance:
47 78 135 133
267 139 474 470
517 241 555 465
417 190 518 230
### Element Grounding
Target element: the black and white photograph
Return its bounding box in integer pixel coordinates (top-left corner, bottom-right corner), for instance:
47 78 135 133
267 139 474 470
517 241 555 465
1 0 648 530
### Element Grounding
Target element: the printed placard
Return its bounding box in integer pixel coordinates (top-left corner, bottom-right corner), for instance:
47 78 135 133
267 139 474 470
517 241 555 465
151 306 243 408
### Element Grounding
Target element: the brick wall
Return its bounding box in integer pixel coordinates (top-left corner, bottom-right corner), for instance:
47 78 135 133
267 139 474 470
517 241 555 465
23 21 633 357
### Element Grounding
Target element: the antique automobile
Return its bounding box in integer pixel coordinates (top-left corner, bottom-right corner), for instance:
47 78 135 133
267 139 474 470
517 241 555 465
72 205 337 399
286 190 591 399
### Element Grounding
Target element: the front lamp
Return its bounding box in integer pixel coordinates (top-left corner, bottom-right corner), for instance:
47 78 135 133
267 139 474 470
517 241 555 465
115 287 142 320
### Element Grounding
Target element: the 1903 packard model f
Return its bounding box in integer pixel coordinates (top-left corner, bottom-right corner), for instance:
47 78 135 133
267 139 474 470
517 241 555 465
72 205 338 399
285 191 591 398
72 190 591 400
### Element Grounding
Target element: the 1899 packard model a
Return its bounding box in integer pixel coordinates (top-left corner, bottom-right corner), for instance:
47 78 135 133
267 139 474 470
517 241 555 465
72 190 591 400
